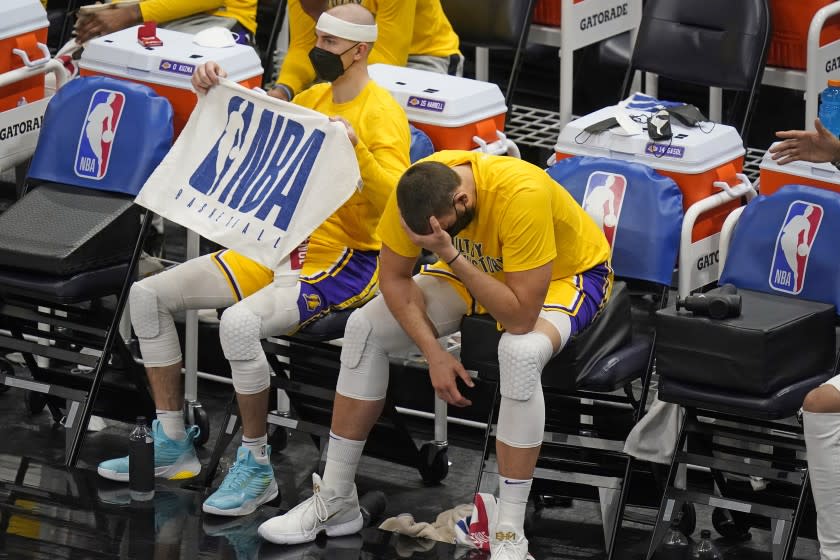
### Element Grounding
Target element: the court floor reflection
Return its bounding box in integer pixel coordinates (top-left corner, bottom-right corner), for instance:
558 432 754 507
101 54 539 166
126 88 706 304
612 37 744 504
0 453 465 560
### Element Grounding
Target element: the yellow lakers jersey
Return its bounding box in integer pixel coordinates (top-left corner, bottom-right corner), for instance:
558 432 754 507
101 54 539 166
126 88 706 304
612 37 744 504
294 80 410 257
377 151 610 281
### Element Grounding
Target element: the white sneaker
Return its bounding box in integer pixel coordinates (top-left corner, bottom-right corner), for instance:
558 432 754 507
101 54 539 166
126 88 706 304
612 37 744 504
257 473 363 545
490 525 535 560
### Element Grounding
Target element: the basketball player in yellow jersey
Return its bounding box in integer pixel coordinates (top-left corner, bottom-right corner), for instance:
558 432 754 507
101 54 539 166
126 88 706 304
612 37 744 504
269 0 462 101
259 152 611 559
97 4 411 520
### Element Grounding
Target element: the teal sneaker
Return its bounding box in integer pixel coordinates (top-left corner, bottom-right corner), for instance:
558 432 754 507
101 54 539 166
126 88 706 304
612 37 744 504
97 420 202 482
203 446 278 517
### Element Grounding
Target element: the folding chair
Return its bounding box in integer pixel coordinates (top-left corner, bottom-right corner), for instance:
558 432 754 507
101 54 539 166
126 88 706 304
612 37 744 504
647 184 840 560
458 155 690 558
0 76 173 466
440 0 536 107
620 0 771 138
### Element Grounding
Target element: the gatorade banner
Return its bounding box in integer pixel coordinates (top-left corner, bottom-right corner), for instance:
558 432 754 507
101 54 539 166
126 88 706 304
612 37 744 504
135 79 361 270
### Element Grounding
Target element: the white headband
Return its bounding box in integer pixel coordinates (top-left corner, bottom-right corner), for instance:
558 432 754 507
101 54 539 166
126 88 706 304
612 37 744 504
315 12 378 42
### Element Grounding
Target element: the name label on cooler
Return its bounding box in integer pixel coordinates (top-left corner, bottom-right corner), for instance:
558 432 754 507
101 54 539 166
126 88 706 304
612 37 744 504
159 60 196 76
645 142 685 159
407 96 446 112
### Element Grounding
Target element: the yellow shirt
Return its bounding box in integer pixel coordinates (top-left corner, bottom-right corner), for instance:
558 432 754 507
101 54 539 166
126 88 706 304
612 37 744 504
293 80 410 266
138 0 257 34
378 151 611 281
277 0 461 96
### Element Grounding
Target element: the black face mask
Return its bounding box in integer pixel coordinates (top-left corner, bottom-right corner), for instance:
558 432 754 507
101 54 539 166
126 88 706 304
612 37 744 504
308 43 359 82
446 198 474 238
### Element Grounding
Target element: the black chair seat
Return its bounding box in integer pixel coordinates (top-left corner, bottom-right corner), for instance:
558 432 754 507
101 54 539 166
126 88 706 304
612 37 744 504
460 282 637 391
659 371 834 421
293 308 356 342
0 183 140 277
577 334 651 392
0 263 130 304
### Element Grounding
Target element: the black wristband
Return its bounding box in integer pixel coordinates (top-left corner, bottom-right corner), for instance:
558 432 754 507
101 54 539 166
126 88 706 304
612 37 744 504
445 252 460 266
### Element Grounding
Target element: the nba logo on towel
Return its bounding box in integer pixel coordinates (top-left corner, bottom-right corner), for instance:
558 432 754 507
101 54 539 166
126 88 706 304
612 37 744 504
582 172 626 248
74 89 126 180
769 200 823 294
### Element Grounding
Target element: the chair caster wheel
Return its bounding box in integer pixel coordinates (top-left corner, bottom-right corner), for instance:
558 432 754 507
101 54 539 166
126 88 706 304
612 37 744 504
712 507 752 542
418 443 448 484
186 406 210 447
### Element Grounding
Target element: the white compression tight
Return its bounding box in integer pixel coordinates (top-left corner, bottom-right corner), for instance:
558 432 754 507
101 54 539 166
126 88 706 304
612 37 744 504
128 254 301 395
336 274 568 449
804 408 840 560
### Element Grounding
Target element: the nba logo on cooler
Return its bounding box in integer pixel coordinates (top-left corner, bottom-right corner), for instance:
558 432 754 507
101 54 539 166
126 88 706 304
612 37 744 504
74 89 126 180
769 200 823 295
582 171 627 248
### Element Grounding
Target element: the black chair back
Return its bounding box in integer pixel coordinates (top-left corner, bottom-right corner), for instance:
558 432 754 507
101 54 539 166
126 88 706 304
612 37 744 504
621 0 771 136
440 0 536 105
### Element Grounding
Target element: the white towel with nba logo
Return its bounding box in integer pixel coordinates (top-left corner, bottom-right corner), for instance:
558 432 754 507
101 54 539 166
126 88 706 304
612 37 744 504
135 79 361 270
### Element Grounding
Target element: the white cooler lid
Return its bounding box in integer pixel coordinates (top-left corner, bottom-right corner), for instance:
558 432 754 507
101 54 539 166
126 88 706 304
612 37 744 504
369 63 506 127
80 26 263 90
760 142 840 186
0 0 48 41
555 105 745 173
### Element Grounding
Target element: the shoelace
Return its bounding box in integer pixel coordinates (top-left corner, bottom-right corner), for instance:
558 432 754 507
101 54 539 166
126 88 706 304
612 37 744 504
495 537 524 558
220 461 252 491
302 487 330 535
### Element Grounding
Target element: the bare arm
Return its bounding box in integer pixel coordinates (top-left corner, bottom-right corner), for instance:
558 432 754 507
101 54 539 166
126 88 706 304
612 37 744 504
447 252 552 335
770 119 840 165
379 245 441 360
379 244 475 406
404 216 552 334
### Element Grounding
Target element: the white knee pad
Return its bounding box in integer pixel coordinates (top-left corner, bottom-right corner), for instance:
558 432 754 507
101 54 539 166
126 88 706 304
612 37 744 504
336 309 390 401
497 331 554 401
495 332 551 448
220 305 263 361
496 384 546 448
230 355 271 394
130 282 162 338
130 281 182 367
221 305 270 394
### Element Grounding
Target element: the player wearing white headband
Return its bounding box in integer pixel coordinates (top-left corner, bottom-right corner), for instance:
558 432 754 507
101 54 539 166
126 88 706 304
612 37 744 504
270 0 462 102
97 3 411 521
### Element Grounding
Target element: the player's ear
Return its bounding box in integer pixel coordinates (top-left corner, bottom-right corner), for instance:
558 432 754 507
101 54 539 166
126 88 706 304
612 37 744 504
356 42 371 59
